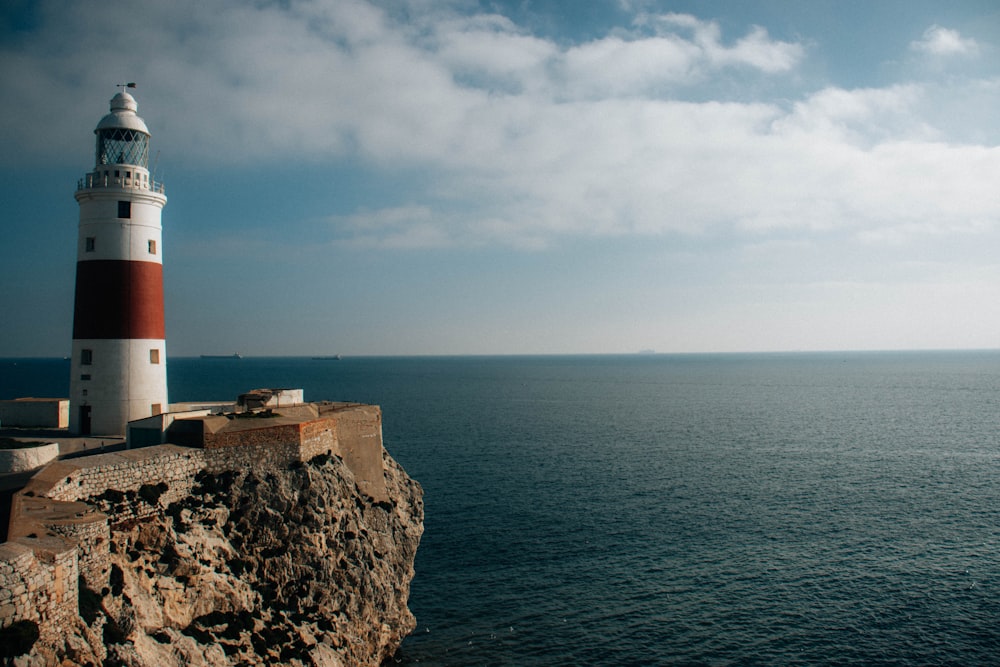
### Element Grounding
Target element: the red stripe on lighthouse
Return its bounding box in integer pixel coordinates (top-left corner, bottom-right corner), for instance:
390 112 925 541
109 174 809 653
72 260 165 339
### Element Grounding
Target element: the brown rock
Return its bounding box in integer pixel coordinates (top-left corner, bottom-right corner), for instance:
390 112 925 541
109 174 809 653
39 449 423 666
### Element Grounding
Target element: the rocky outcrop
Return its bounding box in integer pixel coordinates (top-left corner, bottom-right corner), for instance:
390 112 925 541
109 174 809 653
14 448 423 666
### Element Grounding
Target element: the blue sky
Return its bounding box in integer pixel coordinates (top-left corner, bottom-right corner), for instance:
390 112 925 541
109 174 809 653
1 0 999 356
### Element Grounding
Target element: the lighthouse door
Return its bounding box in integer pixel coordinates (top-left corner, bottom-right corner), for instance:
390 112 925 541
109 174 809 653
79 405 92 435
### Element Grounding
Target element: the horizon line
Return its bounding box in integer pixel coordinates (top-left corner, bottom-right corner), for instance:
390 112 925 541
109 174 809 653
4 347 1000 361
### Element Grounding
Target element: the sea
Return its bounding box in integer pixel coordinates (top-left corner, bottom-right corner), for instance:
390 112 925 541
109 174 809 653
3 351 1000 665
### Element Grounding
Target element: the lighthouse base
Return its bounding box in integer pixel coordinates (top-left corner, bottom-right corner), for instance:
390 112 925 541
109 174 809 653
68 338 168 436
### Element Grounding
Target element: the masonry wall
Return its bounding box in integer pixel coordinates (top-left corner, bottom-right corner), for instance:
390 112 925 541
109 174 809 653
203 422 305 451
0 537 79 647
301 419 339 461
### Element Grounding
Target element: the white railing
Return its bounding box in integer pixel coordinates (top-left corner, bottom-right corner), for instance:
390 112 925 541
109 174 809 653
77 173 165 194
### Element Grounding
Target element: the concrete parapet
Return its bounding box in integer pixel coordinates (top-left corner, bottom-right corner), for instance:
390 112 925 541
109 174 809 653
0 443 60 473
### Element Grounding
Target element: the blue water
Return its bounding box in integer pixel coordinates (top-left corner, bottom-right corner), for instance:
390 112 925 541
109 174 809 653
4 352 1000 665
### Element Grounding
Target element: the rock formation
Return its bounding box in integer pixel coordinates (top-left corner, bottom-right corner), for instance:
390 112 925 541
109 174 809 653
9 448 423 666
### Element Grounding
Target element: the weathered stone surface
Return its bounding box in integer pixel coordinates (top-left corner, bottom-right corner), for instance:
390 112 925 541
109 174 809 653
11 448 423 666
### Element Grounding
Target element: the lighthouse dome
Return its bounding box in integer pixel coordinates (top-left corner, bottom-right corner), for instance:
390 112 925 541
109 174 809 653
95 91 150 134
93 89 152 168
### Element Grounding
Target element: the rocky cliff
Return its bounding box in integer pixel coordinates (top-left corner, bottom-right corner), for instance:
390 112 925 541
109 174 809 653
15 448 423 667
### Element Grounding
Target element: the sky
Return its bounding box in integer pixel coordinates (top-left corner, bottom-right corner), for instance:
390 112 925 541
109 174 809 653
1 0 999 357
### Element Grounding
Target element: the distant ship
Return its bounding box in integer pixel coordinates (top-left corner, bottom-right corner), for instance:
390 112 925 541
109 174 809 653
311 355 342 361
201 353 242 359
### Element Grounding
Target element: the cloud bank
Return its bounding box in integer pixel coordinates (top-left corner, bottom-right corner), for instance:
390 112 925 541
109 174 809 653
0 0 997 253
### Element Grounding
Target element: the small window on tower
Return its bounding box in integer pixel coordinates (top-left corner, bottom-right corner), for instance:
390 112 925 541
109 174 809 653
85 237 95 252
81 349 93 365
150 348 160 364
118 201 131 218
81 374 91 381
151 403 162 416
148 240 156 255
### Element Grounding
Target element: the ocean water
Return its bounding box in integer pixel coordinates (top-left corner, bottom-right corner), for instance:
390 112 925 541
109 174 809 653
3 352 1000 665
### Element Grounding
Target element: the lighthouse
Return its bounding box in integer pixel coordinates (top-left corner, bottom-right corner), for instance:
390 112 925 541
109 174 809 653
69 86 168 436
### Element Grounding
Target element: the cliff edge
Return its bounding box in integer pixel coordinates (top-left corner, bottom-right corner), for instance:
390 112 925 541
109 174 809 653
2 406 423 667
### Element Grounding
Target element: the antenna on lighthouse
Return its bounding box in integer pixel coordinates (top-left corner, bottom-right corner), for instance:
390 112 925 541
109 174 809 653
116 82 137 92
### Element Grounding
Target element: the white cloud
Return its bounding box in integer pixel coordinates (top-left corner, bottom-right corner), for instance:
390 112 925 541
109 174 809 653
0 3 807 167
641 13 803 73
558 13 803 98
910 25 979 57
1 0 997 255
772 85 933 144
430 14 556 94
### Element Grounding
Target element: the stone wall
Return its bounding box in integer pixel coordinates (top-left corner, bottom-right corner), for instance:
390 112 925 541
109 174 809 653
39 448 205 507
0 404 388 657
0 536 79 647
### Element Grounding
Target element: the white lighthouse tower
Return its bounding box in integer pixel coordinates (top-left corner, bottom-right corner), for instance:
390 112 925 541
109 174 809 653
69 86 168 436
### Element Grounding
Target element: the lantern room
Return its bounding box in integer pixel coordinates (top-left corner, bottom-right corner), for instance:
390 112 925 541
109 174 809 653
95 90 150 168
